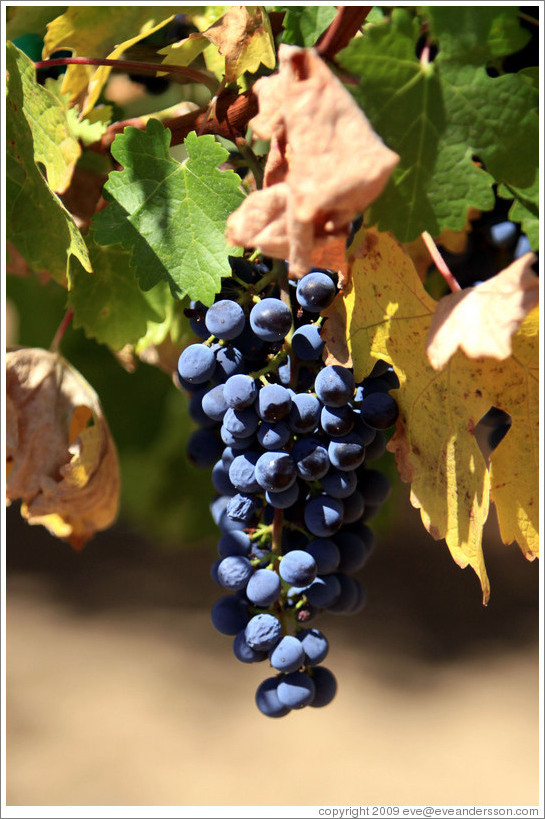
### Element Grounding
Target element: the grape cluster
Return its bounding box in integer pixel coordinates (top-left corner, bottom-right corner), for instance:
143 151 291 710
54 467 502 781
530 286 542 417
176 259 399 717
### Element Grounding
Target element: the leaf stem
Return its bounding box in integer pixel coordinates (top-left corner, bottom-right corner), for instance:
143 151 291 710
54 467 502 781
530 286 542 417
235 137 264 190
421 231 462 293
33 57 218 93
50 306 74 352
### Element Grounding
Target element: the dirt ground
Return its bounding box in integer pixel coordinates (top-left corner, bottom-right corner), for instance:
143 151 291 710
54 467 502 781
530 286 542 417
5 500 541 808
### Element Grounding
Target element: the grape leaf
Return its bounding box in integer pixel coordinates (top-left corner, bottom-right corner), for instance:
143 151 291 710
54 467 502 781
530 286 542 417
323 228 539 602
427 254 538 368
69 241 167 351
423 4 531 63
278 5 336 47
6 5 66 40
6 347 120 549
44 77 110 146
498 176 539 250
159 6 275 84
337 7 538 241
226 45 399 278
6 44 91 286
43 6 175 115
7 42 81 193
91 120 244 305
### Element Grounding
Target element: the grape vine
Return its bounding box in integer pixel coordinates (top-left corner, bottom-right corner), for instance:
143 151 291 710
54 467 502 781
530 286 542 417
5 5 539 719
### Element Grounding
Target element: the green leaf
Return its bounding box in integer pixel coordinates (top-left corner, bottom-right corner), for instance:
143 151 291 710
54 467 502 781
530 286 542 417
6 43 91 285
69 241 167 350
278 5 336 47
337 8 538 241
7 42 81 193
424 5 531 64
45 77 111 145
92 120 245 306
498 175 539 250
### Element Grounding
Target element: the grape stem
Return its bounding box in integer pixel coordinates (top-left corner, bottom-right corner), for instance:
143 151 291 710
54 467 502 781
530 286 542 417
272 508 283 556
50 306 74 352
421 231 462 293
33 56 218 92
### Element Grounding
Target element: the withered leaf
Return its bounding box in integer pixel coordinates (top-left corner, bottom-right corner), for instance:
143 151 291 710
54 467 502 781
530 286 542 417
6 347 120 549
427 253 539 369
226 44 399 278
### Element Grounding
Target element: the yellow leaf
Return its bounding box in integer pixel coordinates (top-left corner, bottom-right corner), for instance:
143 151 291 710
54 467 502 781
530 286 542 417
43 7 174 116
427 254 538 367
323 228 539 602
6 347 120 549
159 6 275 84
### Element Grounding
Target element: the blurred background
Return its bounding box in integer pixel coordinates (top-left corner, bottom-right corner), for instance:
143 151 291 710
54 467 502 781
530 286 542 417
5 5 540 808
6 480 540 807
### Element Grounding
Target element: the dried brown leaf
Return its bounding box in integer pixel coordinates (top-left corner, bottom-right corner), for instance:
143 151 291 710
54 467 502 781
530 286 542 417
6 347 120 549
427 253 539 370
226 44 399 277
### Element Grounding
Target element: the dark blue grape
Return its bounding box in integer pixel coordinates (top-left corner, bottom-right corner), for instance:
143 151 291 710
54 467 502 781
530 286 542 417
320 469 357 499
304 495 344 538
342 489 365 525
223 374 257 409
255 677 291 718
250 298 292 342
246 568 281 607
296 271 336 313
217 530 252 558
211 595 249 635
226 493 259 523
304 538 340 574
186 429 223 468
309 666 337 707
217 555 254 590
265 481 300 509
233 630 268 663
359 392 399 429
314 365 355 407
212 460 236 495
289 393 321 433
320 404 354 436
304 574 341 608
223 406 259 438
328 431 366 471
297 628 329 666
335 529 374 573
279 550 317 586
245 613 282 650
357 468 391 505
291 437 330 481
201 384 229 421
214 345 245 381
258 383 292 421
269 635 305 673
205 299 245 340
257 420 291 450
291 324 325 360
229 452 260 493
255 451 297 492
178 343 216 384
277 670 316 708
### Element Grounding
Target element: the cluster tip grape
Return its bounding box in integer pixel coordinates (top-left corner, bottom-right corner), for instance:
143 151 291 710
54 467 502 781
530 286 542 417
176 257 399 717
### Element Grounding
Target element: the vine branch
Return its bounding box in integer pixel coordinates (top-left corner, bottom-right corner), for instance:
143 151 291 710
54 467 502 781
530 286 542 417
315 6 373 62
33 56 218 92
